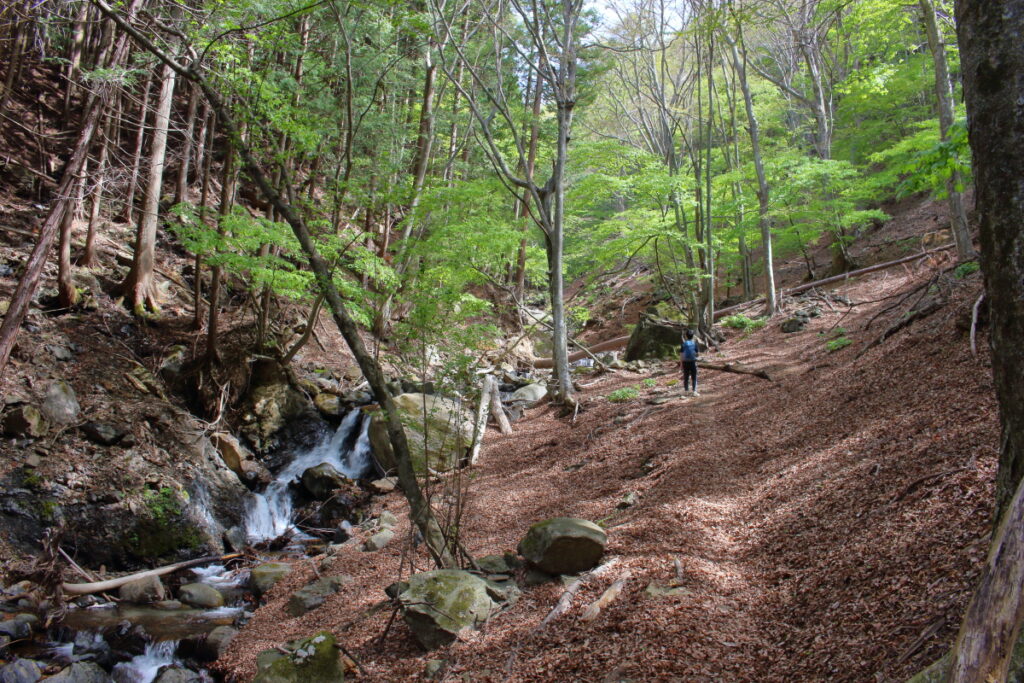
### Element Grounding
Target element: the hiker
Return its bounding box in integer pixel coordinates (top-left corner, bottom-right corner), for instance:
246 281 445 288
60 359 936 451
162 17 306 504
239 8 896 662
680 329 699 396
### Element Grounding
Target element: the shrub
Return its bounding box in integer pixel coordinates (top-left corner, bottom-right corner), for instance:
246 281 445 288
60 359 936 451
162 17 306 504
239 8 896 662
642 378 657 388
721 314 766 331
607 387 640 403
954 261 980 279
826 336 853 352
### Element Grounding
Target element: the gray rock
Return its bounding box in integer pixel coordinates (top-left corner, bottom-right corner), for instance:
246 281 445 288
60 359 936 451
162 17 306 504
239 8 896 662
118 576 166 604
300 463 348 500
152 667 203 683
222 526 248 553
624 316 683 361
79 422 126 446
253 632 341 683
179 625 238 662
0 619 30 640
46 662 113 683
211 433 271 489
0 635 9 652
367 393 473 475
509 383 547 406
152 600 183 611
523 568 555 586
424 660 448 680
781 317 806 333
617 492 639 509
378 511 398 528
41 381 80 425
0 659 41 683
369 478 397 494
178 583 224 609
475 554 513 575
397 569 499 650
46 345 73 362
362 529 395 552
517 518 607 575
313 393 343 418
285 576 352 617
1 406 47 438
250 563 292 596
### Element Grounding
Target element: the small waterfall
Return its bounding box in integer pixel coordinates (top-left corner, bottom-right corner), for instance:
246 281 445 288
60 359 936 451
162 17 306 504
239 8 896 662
244 409 373 543
111 640 179 683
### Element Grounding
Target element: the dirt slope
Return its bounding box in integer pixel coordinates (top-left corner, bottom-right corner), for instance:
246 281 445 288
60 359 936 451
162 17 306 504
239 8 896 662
221 240 996 681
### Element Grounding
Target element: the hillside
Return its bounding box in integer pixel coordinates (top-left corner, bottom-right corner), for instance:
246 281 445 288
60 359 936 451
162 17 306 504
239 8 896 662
213 197 997 682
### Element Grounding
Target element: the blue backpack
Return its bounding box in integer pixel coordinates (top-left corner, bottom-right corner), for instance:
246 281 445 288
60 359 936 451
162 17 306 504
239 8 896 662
681 339 698 361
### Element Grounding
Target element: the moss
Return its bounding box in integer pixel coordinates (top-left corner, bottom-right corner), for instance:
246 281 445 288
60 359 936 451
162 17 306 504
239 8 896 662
34 500 59 522
122 487 204 561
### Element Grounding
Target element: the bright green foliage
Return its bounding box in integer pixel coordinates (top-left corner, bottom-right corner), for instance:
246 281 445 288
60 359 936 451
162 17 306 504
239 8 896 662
826 336 854 352
607 387 640 403
954 261 980 279
721 315 766 331
642 378 657 389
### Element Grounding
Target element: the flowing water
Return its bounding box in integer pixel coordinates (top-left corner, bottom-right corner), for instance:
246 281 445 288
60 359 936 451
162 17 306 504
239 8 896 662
243 409 374 543
110 640 187 683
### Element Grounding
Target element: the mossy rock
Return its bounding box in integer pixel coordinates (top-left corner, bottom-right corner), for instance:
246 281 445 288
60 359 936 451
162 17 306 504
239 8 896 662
624 316 684 362
253 631 342 683
517 518 607 575
397 570 499 650
251 563 292 596
367 394 473 476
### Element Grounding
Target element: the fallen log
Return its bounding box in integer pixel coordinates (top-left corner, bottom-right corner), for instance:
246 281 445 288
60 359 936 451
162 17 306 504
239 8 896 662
538 558 619 631
698 361 773 381
61 553 242 596
487 375 513 435
534 336 630 369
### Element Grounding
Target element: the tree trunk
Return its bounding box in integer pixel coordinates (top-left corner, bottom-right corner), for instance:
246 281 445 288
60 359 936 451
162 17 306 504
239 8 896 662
121 70 152 224
727 31 776 314
57 161 86 308
121 57 176 316
174 82 199 205
920 0 976 262
82 110 112 267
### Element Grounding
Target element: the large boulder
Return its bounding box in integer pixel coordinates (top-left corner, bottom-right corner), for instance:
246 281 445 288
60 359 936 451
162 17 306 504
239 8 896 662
240 361 311 453
250 563 292 596
396 570 499 650
178 583 225 609
253 632 342 683
0 659 41 683
517 518 607 575
301 463 349 500
624 316 683 362
46 662 113 683
118 576 166 604
509 384 547 407
368 394 473 475
1 406 47 438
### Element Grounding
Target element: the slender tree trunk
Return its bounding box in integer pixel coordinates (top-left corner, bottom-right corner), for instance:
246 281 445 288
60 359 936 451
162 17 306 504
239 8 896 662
57 159 87 308
174 82 199 205
727 31 776 314
206 138 237 364
82 110 112 267
920 0 975 262
63 1 89 122
121 70 152 224
193 111 215 331
121 57 176 316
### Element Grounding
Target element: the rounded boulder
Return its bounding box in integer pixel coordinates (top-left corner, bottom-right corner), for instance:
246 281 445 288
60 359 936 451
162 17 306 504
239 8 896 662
517 517 607 575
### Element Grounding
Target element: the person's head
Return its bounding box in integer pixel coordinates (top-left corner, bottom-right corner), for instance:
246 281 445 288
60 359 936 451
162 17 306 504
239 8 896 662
685 329 694 340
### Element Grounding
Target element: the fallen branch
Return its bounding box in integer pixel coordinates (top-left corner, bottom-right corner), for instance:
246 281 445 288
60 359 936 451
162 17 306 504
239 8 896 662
537 558 619 631
534 336 630 369
970 293 985 357
62 553 242 595
487 375 513 435
697 361 773 381
858 299 943 359
580 570 631 621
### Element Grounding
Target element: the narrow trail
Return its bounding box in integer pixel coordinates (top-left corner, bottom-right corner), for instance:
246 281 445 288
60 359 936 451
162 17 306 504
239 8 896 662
222 267 999 682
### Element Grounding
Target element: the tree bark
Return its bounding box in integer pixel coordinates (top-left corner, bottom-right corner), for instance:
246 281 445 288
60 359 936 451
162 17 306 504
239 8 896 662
121 70 152 224
121 55 177 316
174 82 199 205
82 110 112 267
920 0 975 263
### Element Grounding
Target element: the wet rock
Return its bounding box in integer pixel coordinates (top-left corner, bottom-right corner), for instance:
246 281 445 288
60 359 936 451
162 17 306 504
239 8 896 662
0 618 30 640
313 393 343 418
152 667 203 683
285 576 352 617
362 529 394 552
152 600 183 611
250 563 292 596
41 381 80 425
0 659 41 683
253 631 341 683
240 361 310 453
2 406 47 438
517 518 607 575
211 433 271 489
0 635 8 652
300 463 349 500
396 569 500 650
79 422 126 446
367 393 473 475
178 583 224 609
369 478 397 494
46 662 113 683
222 526 248 553
178 625 238 662
118 576 166 604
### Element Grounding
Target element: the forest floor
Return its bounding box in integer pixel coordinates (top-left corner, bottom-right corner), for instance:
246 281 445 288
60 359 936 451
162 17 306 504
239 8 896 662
219 207 999 682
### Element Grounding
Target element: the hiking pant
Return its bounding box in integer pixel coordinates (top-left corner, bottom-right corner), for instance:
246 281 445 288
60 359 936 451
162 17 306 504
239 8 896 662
682 360 697 392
